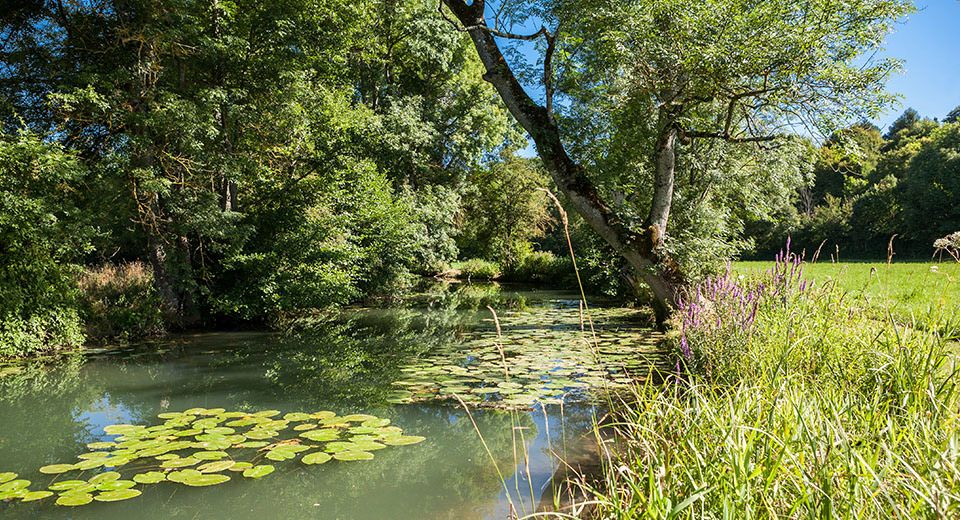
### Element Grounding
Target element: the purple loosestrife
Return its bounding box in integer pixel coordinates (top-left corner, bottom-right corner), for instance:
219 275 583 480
676 240 811 371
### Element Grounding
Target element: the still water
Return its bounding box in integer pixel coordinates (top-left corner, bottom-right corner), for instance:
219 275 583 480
0 284 657 519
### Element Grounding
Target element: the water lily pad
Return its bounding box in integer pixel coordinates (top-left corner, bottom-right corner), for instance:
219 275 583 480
181 473 231 487
302 452 331 465
361 418 390 428
0 479 30 492
56 493 93 506
59 484 96 495
96 480 135 491
293 423 317 431
86 442 116 450
333 451 374 461
323 441 359 453
265 449 296 461
244 430 278 440
155 453 180 460
383 435 426 446
77 451 111 459
160 457 200 468
166 470 201 484
49 480 87 491
94 489 142 502
252 410 281 418
197 460 235 473
133 471 166 484
73 459 106 470
0 472 16 484
21 490 54 502
226 418 258 427
192 450 228 460
39 464 76 474
236 441 270 449
88 471 121 485
228 462 253 472
300 429 339 442
309 411 336 420
242 465 274 478
283 412 310 422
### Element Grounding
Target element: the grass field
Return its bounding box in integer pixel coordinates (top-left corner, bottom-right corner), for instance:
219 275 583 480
735 260 960 330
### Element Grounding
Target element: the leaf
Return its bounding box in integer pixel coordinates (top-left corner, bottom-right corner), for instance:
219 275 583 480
96 480 135 491
133 471 166 484
181 473 231 487
39 464 75 474
20 490 54 502
160 457 200 468
383 436 426 446
0 479 30 492
56 493 93 506
302 452 331 465
300 429 339 442
192 450 228 460
242 465 275 479
88 471 121 485
94 489 142 502
0 473 16 484
49 480 88 491
197 460 235 473
333 451 374 461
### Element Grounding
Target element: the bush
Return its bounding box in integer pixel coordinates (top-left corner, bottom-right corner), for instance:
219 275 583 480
503 250 571 283
457 259 500 280
79 262 165 341
583 247 960 518
0 129 91 358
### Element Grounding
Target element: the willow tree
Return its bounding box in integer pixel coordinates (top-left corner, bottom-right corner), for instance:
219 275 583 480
440 0 911 318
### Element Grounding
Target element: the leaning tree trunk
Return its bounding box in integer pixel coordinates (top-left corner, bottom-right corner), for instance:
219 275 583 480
442 0 684 324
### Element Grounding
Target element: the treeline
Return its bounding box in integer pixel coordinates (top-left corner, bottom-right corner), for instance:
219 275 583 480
0 0 541 355
745 106 960 260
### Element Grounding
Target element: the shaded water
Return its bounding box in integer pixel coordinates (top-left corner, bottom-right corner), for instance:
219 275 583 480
0 284 657 519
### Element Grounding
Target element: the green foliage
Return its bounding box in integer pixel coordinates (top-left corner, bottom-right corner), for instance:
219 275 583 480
455 259 501 280
0 130 90 357
78 263 165 341
457 152 553 269
586 260 960 518
503 251 571 284
900 123 960 245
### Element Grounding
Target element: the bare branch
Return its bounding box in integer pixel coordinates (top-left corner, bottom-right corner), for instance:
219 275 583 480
438 1 551 41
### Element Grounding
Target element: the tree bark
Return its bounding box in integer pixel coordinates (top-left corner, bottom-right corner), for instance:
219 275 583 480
442 0 683 323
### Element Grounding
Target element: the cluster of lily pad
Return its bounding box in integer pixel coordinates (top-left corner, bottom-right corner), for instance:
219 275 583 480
0 408 423 507
389 307 663 408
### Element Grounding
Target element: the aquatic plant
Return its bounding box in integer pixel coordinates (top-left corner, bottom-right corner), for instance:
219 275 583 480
0 408 424 507
388 306 662 408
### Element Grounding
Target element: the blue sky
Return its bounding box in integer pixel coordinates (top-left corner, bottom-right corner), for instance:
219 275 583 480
874 1 960 131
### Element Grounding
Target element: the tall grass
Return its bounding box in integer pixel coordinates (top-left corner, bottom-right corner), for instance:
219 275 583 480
573 246 960 519
79 262 165 341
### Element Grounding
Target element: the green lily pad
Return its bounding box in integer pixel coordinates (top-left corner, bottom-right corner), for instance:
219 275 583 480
21 490 54 502
236 441 270 449
56 493 93 506
94 489 142 502
192 450 228 460
252 410 281 418
59 484 97 495
300 429 339 442
49 480 88 491
309 411 336 420
86 442 116 450
333 451 374 461
242 465 274 478
0 479 30 492
133 471 166 484
383 435 426 446
160 457 200 468
293 423 317 431
166 470 201 484
361 418 390 428
244 430 278 440
0 472 16 484
73 459 106 470
39 464 75 474
302 452 331 465
88 471 121 485
228 462 253 472
265 449 296 461
197 460 235 473
181 473 230 487
283 412 310 422
96 480 135 491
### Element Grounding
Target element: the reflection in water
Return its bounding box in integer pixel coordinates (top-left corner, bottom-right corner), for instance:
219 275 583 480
0 285 651 519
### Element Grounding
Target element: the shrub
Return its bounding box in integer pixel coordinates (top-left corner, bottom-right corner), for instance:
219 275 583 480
79 262 165 341
457 259 500 280
503 250 571 283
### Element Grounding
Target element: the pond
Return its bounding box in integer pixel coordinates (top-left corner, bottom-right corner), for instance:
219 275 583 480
0 284 661 519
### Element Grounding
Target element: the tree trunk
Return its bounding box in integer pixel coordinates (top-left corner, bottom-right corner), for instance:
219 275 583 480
442 0 683 323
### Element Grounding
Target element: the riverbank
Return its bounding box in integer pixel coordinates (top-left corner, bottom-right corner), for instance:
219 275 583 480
572 255 960 518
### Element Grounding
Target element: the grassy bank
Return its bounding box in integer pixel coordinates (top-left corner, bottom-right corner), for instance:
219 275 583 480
571 256 960 518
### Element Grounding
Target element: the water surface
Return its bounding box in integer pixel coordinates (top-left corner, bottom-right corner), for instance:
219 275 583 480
0 285 656 519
